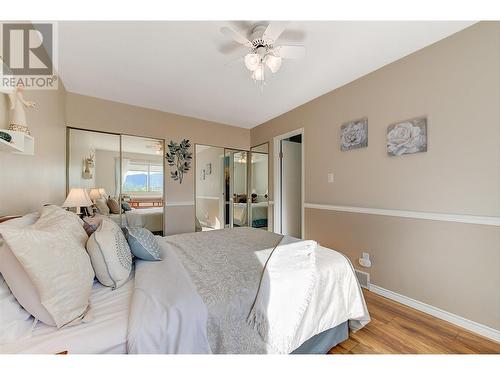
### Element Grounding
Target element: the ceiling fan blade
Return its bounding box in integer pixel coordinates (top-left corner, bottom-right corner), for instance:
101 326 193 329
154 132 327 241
218 42 246 55
220 27 253 48
279 29 306 43
263 21 289 42
275 45 306 59
224 55 244 68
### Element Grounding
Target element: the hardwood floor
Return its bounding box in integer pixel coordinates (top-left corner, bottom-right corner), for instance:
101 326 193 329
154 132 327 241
329 289 500 354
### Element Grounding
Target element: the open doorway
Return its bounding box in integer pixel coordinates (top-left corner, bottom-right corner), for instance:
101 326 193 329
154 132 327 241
273 129 304 238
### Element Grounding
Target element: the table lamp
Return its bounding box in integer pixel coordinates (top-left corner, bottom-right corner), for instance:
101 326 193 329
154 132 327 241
63 188 93 217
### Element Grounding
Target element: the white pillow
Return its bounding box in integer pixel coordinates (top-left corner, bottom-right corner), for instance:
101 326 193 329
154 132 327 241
86 218 132 289
0 206 94 328
0 212 56 326
0 273 34 344
95 197 110 215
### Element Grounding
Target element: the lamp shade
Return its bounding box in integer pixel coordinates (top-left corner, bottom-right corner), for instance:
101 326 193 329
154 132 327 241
265 54 282 73
89 188 101 202
252 64 265 81
244 53 260 71
63 188 93 209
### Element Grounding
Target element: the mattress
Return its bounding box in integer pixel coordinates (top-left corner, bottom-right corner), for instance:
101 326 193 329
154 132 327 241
0 276 134 354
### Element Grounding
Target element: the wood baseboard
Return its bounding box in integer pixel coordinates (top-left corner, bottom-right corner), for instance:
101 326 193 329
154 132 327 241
369 284 500 343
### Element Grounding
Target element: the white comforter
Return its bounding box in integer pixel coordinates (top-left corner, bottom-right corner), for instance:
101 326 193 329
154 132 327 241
128 228 369 354
125 207 163 232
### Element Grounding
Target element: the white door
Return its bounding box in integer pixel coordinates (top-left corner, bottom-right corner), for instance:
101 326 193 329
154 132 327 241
281 139 302 237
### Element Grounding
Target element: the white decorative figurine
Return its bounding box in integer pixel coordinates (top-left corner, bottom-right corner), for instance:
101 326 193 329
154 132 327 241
7 84 37 135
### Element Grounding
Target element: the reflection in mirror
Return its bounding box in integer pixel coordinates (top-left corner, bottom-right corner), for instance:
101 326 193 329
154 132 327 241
195 145 224 231
250 143 269 230
121 135 165 235
68 129 165 235
68 128 121 223
230 150 248 228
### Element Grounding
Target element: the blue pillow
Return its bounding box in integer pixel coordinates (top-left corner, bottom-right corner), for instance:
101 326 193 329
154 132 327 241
124 227 162 261
122 202 132 211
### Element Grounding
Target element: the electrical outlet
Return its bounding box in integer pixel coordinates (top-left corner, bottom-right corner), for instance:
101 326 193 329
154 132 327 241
328 173 334 183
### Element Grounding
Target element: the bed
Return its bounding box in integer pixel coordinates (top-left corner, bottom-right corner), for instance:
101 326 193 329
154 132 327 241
0 277 134 354
103 207 164 233
0 227 369 354
124 207 163 233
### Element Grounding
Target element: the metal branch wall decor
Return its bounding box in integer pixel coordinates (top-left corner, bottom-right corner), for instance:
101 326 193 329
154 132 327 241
166 139 192 184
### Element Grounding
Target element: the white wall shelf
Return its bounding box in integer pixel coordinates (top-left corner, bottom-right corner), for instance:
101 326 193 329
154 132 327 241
0 130 34 155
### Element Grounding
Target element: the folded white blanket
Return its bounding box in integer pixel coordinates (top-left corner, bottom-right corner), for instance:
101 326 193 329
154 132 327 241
247 239 317 354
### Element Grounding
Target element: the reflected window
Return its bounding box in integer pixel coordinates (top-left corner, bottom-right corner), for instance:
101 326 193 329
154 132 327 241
124 162 164 193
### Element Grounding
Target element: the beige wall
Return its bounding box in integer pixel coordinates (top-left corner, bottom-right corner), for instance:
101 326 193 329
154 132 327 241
65 93 250 234
0 84 67 216
251 22 500 329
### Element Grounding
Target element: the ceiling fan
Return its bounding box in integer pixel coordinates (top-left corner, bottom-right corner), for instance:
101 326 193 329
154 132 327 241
220 21 305 85
146 141 164 155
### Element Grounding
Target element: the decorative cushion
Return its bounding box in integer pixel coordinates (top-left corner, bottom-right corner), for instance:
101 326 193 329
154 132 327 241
86 219 132 289
124 227 162 261
95 197 110 215
0 273 34 344
121 202 132 212
83 221 97 236
0 206 94 328
0 212 55 326
107 198 121 214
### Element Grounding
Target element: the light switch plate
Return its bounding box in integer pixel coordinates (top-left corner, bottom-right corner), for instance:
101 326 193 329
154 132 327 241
328 173 334 183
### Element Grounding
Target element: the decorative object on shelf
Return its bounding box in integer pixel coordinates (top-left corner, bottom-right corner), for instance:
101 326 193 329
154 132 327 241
340 117 368 151
7 84 38 136
62 188 93 218
387 117 427 156
166 139 192 184
82 151 95 179
0 131 12 143
0 129 35 155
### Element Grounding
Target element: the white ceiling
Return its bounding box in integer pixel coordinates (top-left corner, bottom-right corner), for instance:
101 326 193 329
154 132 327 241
58 21 474 129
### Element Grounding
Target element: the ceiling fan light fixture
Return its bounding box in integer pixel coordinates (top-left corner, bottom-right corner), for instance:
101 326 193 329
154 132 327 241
252 64 265 81
244 53 261 71
265 54 282 73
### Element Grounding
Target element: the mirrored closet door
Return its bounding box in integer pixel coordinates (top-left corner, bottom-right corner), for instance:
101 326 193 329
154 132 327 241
67 128 165 235
194 143 269 231
250 143 269 230
225 149 248 228
195 144 225 231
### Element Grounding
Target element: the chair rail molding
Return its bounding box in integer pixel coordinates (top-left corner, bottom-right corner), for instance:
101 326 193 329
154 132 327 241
304 203 500 226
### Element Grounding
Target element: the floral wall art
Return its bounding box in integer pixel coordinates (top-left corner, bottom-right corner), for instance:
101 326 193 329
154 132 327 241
387 117 427 156
166 139 192 184
340 117 368 151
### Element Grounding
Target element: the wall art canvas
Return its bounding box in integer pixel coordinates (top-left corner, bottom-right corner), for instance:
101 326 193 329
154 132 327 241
340 117 368 151
387 117 427 156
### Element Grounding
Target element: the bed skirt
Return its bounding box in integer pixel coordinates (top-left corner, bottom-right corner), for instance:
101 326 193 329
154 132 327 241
291 321 348 354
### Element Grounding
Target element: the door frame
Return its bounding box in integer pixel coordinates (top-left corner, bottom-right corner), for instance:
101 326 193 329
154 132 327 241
273 128 304 239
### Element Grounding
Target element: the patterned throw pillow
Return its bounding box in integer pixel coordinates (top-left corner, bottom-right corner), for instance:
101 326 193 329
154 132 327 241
86 219 132 289
124 227 162 261
121 202 132 212
106 198 121 214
